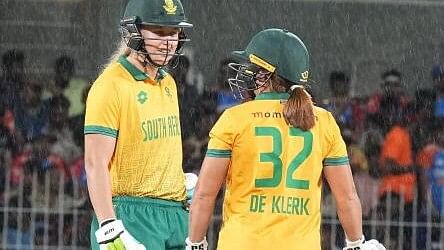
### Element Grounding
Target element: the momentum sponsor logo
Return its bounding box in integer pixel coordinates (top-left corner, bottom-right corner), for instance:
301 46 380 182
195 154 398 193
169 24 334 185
251 111 283 118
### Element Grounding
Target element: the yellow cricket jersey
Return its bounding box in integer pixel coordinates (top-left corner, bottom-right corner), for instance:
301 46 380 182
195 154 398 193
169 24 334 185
206 92 349 250
84 56 185 201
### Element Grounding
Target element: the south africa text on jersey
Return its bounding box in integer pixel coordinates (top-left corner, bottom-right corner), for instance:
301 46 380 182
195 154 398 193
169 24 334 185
250 194 310 215
141 115 180 141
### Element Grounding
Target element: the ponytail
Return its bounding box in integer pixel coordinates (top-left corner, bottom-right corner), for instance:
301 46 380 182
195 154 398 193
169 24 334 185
283 86 315 131
271 75 315 131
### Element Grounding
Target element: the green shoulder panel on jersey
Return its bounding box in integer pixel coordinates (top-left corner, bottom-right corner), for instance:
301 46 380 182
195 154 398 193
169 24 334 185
206 149 232 158
84 125 119 138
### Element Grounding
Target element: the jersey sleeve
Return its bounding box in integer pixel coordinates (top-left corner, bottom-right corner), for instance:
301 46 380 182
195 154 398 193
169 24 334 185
84 79 120 138
323 112 349 167
206 110 236 158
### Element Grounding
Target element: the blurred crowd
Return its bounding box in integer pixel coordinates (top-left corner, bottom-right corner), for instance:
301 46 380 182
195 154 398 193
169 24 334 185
1 49 444 249
319 67 444 249
0 50 90 247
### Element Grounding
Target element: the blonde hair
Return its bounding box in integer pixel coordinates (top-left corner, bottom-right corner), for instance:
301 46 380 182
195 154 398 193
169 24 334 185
101 40 131 71
270 75 315 131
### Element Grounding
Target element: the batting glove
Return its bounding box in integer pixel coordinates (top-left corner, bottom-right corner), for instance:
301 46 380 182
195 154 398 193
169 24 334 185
185 173 198 205
95 219 146 250
343 235 386 250
185 237 208 250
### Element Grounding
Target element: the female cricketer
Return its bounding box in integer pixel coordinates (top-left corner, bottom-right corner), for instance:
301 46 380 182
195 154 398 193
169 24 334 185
186 28 386 250
84 0 194 249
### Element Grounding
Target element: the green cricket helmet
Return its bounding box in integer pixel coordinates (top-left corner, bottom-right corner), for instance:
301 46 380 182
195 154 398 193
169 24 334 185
228 28 310 99
120 0 192 66
122 0 192 28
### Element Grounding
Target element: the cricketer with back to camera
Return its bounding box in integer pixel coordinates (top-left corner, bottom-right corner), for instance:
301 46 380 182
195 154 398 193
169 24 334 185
186 28 386 250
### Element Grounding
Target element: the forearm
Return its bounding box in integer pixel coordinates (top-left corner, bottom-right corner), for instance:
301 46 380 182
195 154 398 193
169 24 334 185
86 163 115 223
84 134 117 223
189 194 217 242
336 193 363 241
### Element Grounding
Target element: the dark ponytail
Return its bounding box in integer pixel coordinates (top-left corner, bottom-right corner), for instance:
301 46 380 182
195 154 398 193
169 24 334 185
271 75 315 131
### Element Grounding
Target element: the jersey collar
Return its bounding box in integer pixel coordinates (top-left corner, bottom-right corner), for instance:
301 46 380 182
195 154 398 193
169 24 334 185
117 56 168 82
255 92 290 100
118 56 149 81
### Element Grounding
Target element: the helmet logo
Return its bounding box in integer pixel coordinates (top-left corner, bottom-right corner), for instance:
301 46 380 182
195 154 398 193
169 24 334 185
249 54 275 73
300 70 309 82
163 0 177 15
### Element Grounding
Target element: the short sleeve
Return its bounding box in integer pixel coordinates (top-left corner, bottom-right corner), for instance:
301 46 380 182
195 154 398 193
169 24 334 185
323 112 349 166
206 111 236 158
84 80 120 138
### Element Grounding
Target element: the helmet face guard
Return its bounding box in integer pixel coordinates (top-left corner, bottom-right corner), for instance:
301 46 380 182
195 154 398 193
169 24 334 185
120 0 192 68
120 16 190 67
227 62 272 99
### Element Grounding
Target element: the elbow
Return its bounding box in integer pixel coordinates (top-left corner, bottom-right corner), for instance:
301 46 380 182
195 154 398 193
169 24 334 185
194 191 217 203
84 155 95 174
192 188 218 208
189 192 217 216
84 154 109 177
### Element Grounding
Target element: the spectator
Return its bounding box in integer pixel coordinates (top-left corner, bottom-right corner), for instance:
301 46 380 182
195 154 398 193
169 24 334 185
431 64 444 118
427 124 444 215
43 55 88 117
360 113 384 178
367 69 411 129
13 80 49 141
0 49 25 110
411 89 438 153
416 125 442 209
69 84 90 149
323 71 366 138
377 105 415 249
323 71 353 127
44 96 81 164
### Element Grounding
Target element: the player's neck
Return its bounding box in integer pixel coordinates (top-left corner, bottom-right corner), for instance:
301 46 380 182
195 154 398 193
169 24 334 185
144 65 158 80
127 53 159 80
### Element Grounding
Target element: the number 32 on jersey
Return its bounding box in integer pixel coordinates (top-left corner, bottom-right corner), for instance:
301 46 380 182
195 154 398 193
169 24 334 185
255 126 312 189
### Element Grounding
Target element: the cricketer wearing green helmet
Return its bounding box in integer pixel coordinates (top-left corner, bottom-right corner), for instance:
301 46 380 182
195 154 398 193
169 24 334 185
86 0 195 249
120 0 192 67
186 28 386 250
233 28 309 84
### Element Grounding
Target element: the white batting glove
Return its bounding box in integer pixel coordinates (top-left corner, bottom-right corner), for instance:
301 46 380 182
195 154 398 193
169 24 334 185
95 219 146 250
185 173 198 205
343 235 386 250
185 237 208 250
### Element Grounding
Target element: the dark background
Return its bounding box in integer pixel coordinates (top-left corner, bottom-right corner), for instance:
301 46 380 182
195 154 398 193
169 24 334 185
1 0 443 99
